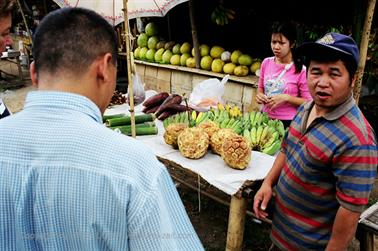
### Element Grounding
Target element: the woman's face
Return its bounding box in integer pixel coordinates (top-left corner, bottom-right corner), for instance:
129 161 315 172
270 33 292 60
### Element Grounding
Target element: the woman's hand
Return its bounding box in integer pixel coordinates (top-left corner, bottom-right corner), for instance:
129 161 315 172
266 94 290 109
256 92 269 104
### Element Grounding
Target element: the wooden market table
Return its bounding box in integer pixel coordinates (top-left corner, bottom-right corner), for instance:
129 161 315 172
105 98 276 251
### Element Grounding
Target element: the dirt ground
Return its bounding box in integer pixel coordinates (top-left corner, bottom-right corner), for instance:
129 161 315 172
0 73 372 251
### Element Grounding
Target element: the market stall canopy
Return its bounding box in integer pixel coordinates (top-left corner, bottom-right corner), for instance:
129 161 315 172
52 0 189 26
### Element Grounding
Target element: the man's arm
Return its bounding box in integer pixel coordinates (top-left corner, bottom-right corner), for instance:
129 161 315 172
325 206 361 251
253 151 286 219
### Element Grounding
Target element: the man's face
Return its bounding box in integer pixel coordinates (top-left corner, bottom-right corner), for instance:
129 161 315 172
0 13 12 52
307 59 354 113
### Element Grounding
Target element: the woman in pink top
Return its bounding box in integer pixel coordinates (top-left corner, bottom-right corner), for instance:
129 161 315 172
256 21 312 128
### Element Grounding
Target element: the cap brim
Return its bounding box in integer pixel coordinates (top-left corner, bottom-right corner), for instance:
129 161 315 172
298 42 354 61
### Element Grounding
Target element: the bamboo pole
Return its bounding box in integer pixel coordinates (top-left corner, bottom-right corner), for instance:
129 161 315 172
353 0 376 104
15 0 33 46
189 0 200 69
122 0 136 138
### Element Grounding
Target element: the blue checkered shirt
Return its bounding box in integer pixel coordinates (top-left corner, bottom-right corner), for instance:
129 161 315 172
0 91 204 251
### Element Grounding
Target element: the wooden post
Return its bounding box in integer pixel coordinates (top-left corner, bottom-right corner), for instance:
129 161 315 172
15 0 33 46
189 0 200 69
353 0 376 104
226 196 248 251
122 0 136 138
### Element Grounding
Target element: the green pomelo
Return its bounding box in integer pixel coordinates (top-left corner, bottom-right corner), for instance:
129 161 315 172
156 41 166 50
134 47 141 59
223 63 236 74
137 33 148 48
145 22 158 37
234 65 249 76
231 50 243 64
180 42 192 54
172 43 181 54
186 57 196 68
146 48 156 62
210 45 225 58
162 50 173 64
180 53 191 66
147 36 159 50
139 47 148 60
211 59 225 73
250 61 261 73
170 54 181 65
154 48 165 62
238 54 253 66
200 55 213 70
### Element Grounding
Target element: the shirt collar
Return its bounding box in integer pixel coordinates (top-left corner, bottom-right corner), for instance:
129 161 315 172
24 91 102 123
303 95 355 121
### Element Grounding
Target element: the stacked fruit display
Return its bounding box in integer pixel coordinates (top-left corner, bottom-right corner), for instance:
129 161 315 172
160 103 285 170
133 22 261 77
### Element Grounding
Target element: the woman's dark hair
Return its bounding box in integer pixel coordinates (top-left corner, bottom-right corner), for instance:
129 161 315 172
33 7 117 76
271 21 303 73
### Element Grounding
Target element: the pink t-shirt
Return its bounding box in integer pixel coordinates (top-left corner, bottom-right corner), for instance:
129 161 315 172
258 57 312 120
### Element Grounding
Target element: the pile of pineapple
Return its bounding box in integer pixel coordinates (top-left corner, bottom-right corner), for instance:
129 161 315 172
162 103 285 170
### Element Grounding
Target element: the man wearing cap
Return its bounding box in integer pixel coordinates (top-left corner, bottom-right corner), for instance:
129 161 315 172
253 32 378 250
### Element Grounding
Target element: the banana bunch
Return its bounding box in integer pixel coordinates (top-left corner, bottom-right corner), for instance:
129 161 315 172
193 110 213 125
209 107 243 134
163 111 193 128
211 4 236 26
225 103 242 118
242 115 286 156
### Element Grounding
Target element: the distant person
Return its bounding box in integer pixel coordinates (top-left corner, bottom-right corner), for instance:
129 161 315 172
253 32 378 250
256 21 312 128
0 7 204 250
0 0 14 119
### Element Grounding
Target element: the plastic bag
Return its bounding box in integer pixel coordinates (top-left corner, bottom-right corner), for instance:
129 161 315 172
189 74 229 111
128 73 146 106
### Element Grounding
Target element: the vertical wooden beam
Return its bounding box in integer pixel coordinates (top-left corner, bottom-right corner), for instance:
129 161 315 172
189 0 200 69
226 196 248 251
353 0 376 104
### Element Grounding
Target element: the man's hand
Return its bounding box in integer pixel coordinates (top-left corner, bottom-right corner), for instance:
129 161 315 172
253 183 273 219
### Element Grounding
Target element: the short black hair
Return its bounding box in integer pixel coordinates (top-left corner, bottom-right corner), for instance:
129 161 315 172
33 7 117 76
0 0 14 18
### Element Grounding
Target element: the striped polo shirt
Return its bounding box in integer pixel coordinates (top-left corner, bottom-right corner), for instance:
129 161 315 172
271 96 378 250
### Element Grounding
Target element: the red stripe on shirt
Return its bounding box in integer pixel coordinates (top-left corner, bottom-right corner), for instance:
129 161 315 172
336 191 368 205
276 197 332 228
340 116 367 145
303 137 330 162
283 164 332 196
334 155 378 165
271 229 297 251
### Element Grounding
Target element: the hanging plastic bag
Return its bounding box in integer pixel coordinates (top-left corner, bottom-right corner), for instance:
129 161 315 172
128 73 146 106
188 74 229 111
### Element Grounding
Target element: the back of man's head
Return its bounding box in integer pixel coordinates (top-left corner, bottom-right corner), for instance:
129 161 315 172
0 0 14 18
33 7 117 77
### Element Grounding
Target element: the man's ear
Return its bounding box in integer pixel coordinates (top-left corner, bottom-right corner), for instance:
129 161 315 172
97 53 114 83
29 61 38 87
351 72 357 88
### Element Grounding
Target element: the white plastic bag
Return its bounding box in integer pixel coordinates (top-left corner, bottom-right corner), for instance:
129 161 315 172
189 74 229 111
128 73 146 106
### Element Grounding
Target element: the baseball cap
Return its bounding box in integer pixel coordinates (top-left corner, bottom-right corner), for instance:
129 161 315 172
298 32 359 66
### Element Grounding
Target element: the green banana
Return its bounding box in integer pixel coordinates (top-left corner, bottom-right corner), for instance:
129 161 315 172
259 126 270 145
276 120 285 137
220 118 230 128
249 111 256 126
262 140 281 155
243 129 251 147
250 127 257 146
263 131 279 148
255 126 263 145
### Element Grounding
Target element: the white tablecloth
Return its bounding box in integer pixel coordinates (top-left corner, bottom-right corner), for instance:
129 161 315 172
105 91 275 195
